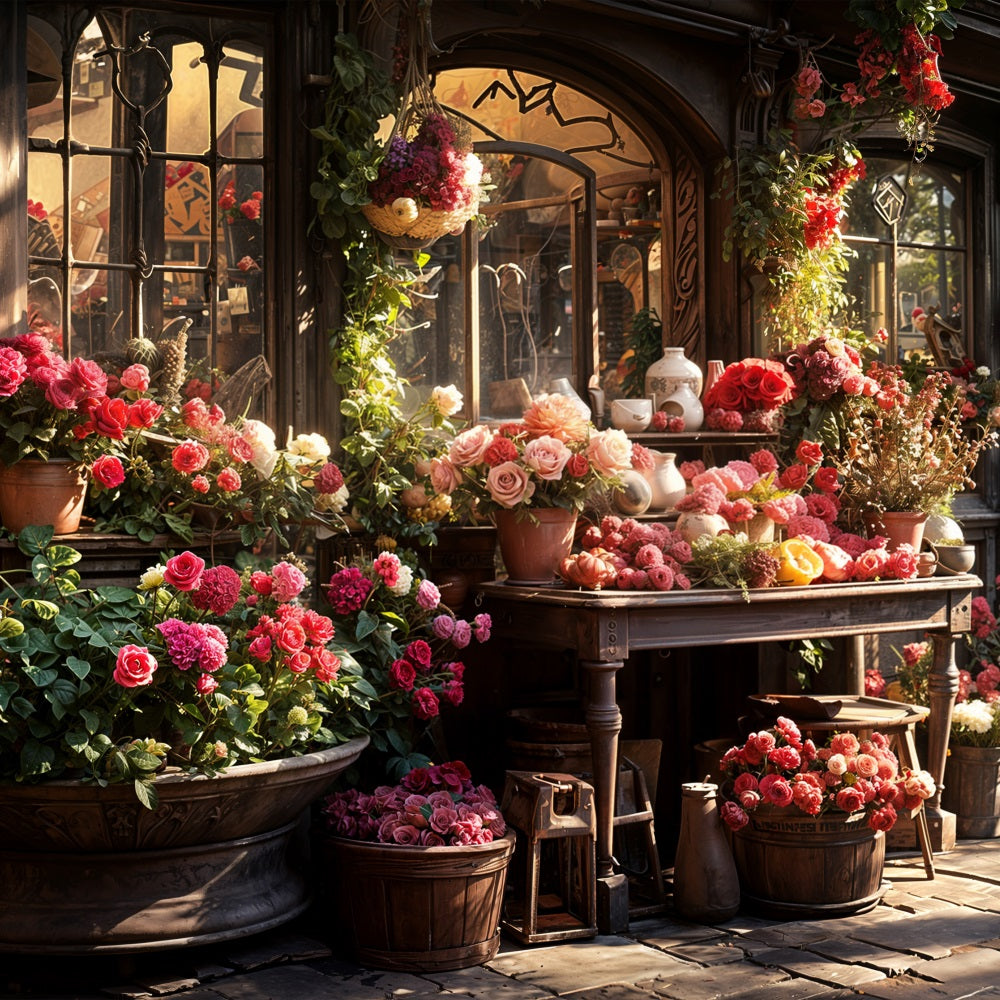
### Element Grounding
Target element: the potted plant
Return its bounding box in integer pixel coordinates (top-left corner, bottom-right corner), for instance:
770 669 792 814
831 362 999 546
0 526 370 951
428 393 633 584
0 333 163 535
718 715 935 916
320 759 514 971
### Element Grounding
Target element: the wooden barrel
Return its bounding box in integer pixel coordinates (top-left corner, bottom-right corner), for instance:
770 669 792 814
729 807 886 919
325 832 515 971
942 745 1000 839
691 737 738 784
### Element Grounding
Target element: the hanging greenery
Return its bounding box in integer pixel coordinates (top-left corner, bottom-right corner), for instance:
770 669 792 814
311 32 451 545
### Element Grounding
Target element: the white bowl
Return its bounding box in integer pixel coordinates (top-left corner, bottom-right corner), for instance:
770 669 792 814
610 398 653 432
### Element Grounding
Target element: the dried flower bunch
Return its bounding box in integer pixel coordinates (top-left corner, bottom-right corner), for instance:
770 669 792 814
719 716 935 833
834 362 998 521
322 760 506 846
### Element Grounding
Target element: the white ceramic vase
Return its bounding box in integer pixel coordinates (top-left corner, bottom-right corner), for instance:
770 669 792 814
644 451 687 510
675 511 729 544
660 384 704 432
645 346 703 410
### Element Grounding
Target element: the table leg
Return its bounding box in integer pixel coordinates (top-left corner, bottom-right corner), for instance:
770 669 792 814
924 631 959 851
581 657 628 933
847 634 865 696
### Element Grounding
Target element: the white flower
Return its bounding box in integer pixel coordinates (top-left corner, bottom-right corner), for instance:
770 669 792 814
388 564 413 596
315 484 349 514
430 384 463 417
391 197 418 223
242 419 278 478
287 432 330 462
139 564 165 590
976 366 991 379
952 700 996 735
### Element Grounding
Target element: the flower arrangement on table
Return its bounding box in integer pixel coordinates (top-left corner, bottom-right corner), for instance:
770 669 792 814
0 527 367 808
832 361 999 528
322 759 505 846
429 393 633 520
324 546 491 782
718 715 935 834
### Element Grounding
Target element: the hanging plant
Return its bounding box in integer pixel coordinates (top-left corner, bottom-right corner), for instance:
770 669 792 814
311 30 465 545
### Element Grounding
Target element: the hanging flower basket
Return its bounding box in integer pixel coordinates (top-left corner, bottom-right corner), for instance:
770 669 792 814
362 197 479 249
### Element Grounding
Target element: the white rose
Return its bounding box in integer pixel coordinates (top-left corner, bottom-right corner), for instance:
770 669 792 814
139 564 166 590
288 432 330 462
430 384 463 417
242 419 278 478
586 429 632 476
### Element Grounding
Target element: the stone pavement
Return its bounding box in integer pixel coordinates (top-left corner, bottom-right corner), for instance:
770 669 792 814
5 841 1000 1000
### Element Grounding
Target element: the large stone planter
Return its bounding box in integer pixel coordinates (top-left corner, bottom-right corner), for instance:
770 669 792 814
0 736 369 953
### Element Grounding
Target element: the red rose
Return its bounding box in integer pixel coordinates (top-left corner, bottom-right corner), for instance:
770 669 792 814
412 687 440 720
45 377 81 410
0 347 27 397
172 440 210 474
91 455 125 489
757 369 796 407
813 466 840 493
389 658 416 691
88 396 130 439
795 439 824 466
565 452 590 477
128 398 163 428
163 550 205 591
705 376 745 411
777 463 809 490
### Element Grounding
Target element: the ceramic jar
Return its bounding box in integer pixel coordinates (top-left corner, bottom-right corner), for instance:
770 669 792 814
645 347 702 410
659 384 704 432
675 511 729 544
644 451 687 510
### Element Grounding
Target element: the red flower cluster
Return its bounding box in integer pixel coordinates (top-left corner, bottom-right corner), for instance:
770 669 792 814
219 179 263 224
322 760 506 846
719 717 935 833
368 113 481 213
897 24 955 112
702 358 796 414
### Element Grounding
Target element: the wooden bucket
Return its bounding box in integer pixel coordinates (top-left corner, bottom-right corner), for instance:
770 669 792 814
730 807 886 919
942 745 1000 839
325 832 515 971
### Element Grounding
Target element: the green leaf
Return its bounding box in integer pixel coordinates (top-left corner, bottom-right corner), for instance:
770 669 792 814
20 739 54 776
20 599 59 620
133 778 158 810
80 708 101 735
22 665 58 688
355 609 380 641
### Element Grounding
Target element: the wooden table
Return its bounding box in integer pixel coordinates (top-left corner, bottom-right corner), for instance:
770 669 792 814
479 574 979 932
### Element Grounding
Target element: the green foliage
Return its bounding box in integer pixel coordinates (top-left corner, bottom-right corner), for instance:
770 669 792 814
686 534 777 602
311 32 458 543
621 308 664 399
846 0 964 44
0 528 368 805
788 638 834 691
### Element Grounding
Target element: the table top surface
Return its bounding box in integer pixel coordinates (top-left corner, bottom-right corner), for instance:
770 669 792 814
479 573 981 608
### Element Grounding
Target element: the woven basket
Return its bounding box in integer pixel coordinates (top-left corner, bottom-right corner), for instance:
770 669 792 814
362 199 478 248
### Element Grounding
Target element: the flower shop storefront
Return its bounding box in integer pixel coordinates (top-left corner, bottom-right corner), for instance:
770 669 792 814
2 0 1000 964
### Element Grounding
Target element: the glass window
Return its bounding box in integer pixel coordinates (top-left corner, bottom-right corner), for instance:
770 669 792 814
26 6 269 399
843 158 966 365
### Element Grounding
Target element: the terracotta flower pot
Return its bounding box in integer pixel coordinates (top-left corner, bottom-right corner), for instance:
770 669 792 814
494 507 577 585
0 459 87 535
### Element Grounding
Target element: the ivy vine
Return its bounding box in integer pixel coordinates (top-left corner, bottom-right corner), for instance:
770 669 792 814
310 32 445 545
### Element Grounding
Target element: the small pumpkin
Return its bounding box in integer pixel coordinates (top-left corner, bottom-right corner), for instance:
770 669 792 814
559 547 619 590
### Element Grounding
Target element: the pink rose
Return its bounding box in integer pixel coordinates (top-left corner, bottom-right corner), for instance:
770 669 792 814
448 424 494 467
522 435 571 480
216 467 242 492
163 551 206 591
430 457 460 495
196 673 219 696
853 547 888 582
412 687 440 720
486 461 535 507
720 801 749 831
113 644 158 687
586 429 633 475
120 364 150 393
172 440 210 474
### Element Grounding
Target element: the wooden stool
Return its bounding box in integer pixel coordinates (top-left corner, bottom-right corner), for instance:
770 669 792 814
501 771 597 943
748 694 935 879
613 756 666 915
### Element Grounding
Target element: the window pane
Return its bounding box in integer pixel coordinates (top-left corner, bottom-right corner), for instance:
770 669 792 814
167 40 210 154
219 44 263 160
